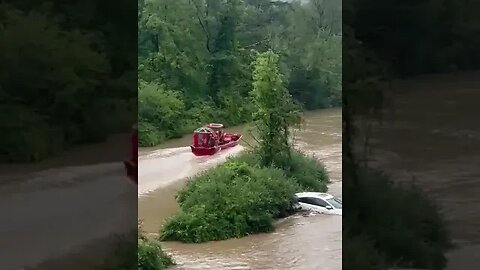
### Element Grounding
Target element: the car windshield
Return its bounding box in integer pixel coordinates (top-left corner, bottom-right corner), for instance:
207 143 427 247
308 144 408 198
326 197 342 209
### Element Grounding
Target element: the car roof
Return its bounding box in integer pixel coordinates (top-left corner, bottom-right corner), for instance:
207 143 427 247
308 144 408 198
295 192 334 199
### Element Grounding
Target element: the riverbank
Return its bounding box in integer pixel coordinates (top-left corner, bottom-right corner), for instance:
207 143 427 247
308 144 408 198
0 133 130 179
351 73 480 269
139 224 175 270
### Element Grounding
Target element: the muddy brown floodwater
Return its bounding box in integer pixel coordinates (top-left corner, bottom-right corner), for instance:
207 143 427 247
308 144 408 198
0 133 136 270
138 108 342 270
358 72 480 269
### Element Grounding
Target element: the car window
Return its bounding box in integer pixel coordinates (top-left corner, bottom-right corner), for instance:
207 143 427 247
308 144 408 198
310 198 328 207
326 198 342 209
297 197 312 204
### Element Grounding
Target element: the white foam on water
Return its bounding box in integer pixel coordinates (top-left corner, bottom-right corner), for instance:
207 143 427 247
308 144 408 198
138 145 245 197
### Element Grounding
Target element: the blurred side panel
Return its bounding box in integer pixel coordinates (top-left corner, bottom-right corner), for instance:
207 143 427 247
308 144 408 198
343 0 480 269
0 1 138 269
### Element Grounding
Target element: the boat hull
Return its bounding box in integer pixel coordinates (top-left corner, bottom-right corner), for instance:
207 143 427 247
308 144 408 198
190 146 220 156
191 135 242 156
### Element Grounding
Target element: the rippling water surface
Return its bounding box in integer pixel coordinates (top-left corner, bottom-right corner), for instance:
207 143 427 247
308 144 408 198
358 73 480 269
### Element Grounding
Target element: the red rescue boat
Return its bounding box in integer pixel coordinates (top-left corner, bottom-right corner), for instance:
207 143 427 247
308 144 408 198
190 123 242 156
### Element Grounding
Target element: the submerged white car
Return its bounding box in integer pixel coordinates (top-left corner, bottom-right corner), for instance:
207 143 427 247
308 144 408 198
294 192 342 215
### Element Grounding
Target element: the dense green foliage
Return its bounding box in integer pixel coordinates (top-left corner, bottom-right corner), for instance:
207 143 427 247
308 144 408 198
160 150 328 243
343 166 452 270
138 235 174 270
350 0 480 76
235 149 329 192
138 223 174 270
138 0 341 146
0 2 136 162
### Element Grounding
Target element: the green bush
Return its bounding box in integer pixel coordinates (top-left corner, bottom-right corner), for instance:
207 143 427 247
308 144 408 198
138 81 186 146
138 120 166 147
160 150 329 243
344 165 452 270
233 149 330 191
138 221 175 270
0 105 64 162
287 150 330 191
0 4 136 162
160 160 300 243
97 226 174 270
138 237 174 270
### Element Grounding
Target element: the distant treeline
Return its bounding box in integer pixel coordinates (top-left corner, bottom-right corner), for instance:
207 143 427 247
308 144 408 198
0 1 137 162
346 0 480 77
138 0 341 146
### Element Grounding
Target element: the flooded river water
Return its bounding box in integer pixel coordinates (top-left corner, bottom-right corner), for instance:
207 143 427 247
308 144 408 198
138 108 342 270
360 72 480 269
2 72 478 269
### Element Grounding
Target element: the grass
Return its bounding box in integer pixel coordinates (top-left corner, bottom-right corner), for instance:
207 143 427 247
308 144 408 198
159 149 329 243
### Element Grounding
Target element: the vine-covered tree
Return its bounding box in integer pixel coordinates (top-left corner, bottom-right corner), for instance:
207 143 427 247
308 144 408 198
251 51 300 167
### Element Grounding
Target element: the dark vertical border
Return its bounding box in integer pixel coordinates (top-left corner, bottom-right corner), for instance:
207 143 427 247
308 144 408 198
343 0 480 269
0 1 138 269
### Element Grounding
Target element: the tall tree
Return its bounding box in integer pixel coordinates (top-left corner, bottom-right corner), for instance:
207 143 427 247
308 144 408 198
251 50 300 168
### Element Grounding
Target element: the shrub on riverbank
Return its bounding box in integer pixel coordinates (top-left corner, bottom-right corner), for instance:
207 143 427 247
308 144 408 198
288 150 330 191
98 225 174 270
138 222 175 270
234 150 330 191
343 165 452 270
138 236 174 270
159 150 329 243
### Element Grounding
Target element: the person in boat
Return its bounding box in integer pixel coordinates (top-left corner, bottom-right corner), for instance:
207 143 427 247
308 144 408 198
217 130 223 143
202 134 208 146
208 133 216 147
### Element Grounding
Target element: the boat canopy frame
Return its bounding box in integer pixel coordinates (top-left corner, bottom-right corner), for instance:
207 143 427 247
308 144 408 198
194 127 215 134
192 127 217 147
207 123 224 130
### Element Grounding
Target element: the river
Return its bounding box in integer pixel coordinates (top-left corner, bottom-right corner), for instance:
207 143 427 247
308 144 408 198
138 108 342 270
0 134 137 270
358 72 480 269
2 72 477 269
